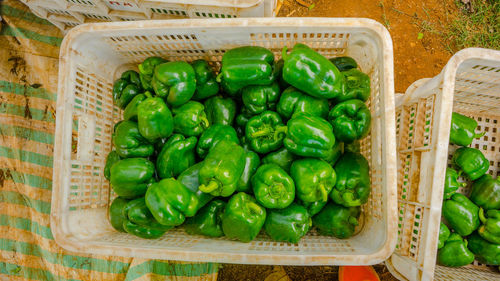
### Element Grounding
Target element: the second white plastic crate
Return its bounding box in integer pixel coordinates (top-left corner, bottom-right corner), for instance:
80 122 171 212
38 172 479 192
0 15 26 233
21 0 279 33
51 18 397 264
386 48 500 281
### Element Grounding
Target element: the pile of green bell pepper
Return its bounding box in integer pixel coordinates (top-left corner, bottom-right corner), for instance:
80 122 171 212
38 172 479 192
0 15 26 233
436 111 499 268
105 45 373 243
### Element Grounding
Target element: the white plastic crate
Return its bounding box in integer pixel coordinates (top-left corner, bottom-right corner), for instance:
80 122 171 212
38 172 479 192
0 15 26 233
51 18 397 264
386 48 500 281
21 0 279 33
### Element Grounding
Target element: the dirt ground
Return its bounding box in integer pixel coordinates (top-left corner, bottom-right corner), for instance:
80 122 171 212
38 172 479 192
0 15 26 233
219 1 458 280
218 264 398 281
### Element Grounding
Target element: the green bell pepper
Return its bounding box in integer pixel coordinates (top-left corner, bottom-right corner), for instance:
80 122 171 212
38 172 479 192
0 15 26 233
437 233 475 267
452 147 489 180
199 140 246 197
282 43 343 99
264 202 311 243
221 192 267 242
241 82 281 115
283 113 336 158
138 57 167 91
276 86 329 120
320 140 342 166
479 209 500 244
178 162 214 207
204 96 237 126
123 93 146 121
450 112 485 146
122 220 168 239
196 124 239 158
172 101 209 137
110 158 155 199
438 222 451 250
191 59 219 100
470 174 500 210
109 197 129 232
219 46 275 95
251 164 295 209
125 197 172 231
104 150 120 180
296 198 327 216
245 111 286 154
443 193 480 236
113 70 142 109
137 92 174 143
336 69 371 103
331 152 371 207
468 232 500 265
145 178 208 227
443 168 466 200
328 99 371 143
261 147 296 173
156 134 197 178
113 120 154 158
329 56 358 71
153 61 196 107
237 149 260 193
184 200 226 237
290 158 336 204
313 202 361 239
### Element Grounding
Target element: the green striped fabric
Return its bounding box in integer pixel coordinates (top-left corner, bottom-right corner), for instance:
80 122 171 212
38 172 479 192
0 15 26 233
0 1 219 279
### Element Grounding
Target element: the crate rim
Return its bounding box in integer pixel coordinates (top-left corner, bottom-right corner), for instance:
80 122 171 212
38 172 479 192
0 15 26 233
52 17 398 265
139 0 264 8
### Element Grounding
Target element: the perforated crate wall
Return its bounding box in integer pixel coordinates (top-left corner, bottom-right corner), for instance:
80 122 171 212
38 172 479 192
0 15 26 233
52 18 397 265
386 48 500 281
21 0 278 34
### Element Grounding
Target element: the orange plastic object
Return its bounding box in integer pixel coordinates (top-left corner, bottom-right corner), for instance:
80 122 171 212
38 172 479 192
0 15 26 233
339 266 380 281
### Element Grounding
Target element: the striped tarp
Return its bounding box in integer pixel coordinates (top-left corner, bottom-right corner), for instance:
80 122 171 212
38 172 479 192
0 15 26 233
0 1 219 280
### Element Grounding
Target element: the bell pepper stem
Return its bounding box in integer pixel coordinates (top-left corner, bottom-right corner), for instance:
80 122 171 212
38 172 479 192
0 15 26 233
479 208 487 224
273 126 288 139
216 73 222 83
318 183 328 202
349 216 359 226
474 131 486 139
251 128 274 138
137 63 146 73
269 183 284 198
199 181 219 194
282 46 289 61
247 202 262 215
346 75 360 87
144 91 153 99
342 192 359 206
456 170 467 187
200 115 210 128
